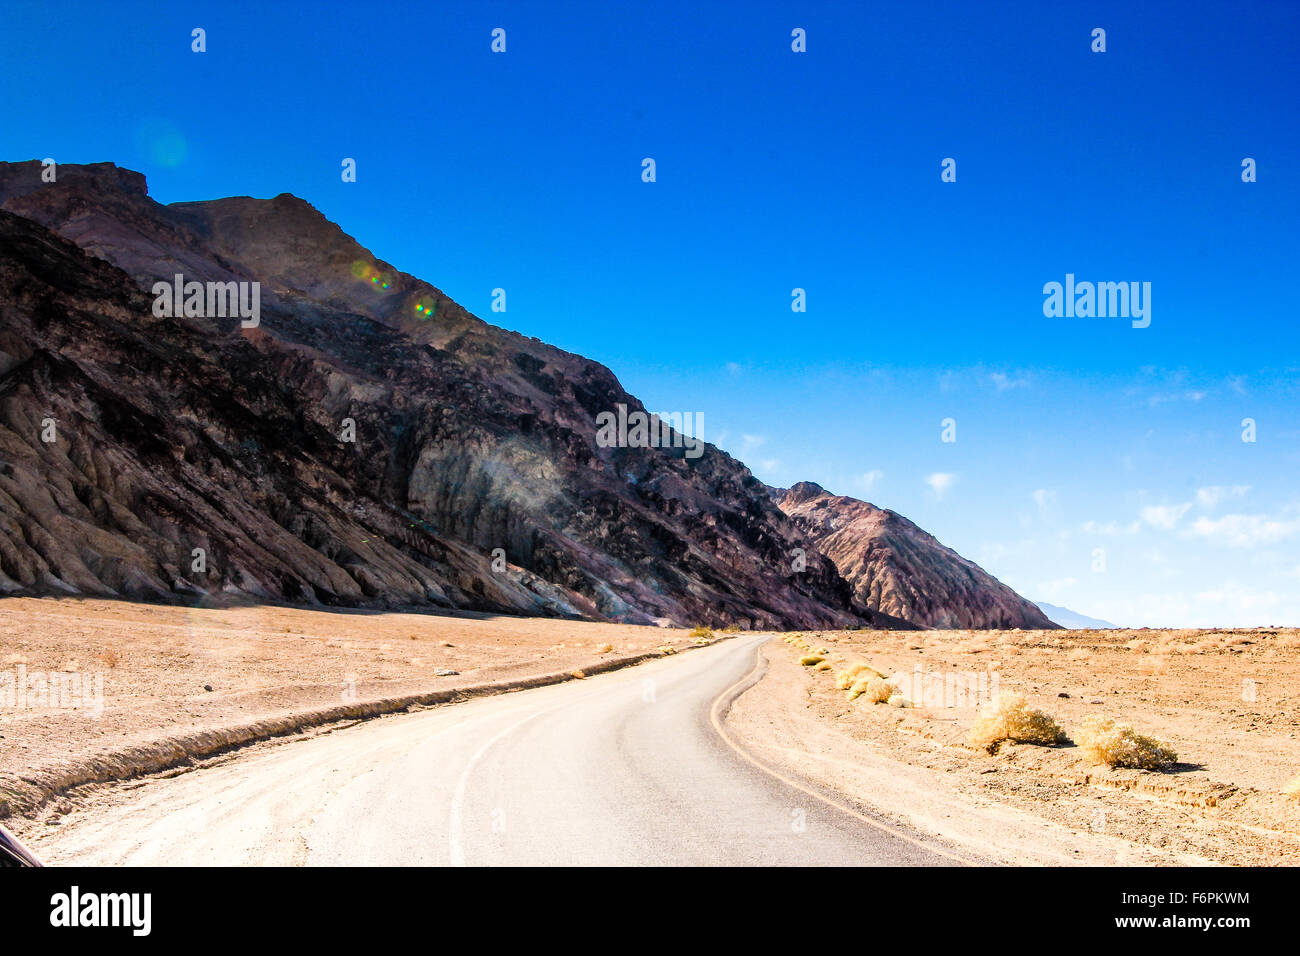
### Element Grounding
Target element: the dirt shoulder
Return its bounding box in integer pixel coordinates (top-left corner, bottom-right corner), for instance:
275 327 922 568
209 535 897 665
0 597 716 828
724 627 1300 866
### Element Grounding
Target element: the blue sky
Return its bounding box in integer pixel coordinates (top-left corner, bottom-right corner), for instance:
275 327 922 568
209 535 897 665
2 1 1297 626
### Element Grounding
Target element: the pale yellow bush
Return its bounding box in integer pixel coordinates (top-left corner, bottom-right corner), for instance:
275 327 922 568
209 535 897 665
799 654 825 666
1283 775 1300 801
1076 715 1177 769
688 626 713 639
815 661 832 671
847 675 896 703
969 693 1066 752
835 662 884 690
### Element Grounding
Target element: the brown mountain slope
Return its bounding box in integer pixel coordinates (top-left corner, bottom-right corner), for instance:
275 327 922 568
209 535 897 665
0 161 870 629
777 482 1058 630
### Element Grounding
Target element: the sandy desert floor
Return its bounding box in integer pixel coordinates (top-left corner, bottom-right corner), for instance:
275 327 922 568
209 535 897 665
0 596 708 828
726 626 1300 865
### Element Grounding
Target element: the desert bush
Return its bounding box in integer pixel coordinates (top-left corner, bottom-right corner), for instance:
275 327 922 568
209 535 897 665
799 654 825 666
847 674 896 703
969 693 1066 752
688 626 713 639
1076 715 1177 769
596 643 613 654
814 661 832 671
835 662 884 690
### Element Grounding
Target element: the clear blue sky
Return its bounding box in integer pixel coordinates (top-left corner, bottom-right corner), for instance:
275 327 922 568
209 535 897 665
2 1 1297 626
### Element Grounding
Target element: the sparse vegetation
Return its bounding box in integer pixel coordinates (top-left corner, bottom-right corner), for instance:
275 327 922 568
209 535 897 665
968 693 1066 752
846 674 896 703
799 654 825 666
835 662 884 690
1284 775 1300 802
688 626 713 640
1076 715 1177 769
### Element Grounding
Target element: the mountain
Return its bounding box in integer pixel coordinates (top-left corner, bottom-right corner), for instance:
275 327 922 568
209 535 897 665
1033 602 1119 630
776 482 1058 629
0 160 881 629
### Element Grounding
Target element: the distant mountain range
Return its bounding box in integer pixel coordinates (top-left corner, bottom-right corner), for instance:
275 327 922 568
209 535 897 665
776 482 1057 629
0 160 1054 630
1033 602 1120 629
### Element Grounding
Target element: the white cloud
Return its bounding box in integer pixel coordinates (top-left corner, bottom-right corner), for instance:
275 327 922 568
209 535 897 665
1037 577 1076 598
1195 485 1250 509
925 472 957 498
854 470 884 494
1082 519 1141 536
1188 514 1300 548
1148 390 1207 407
1140 503 1191 530
990 371 1031 392
1195 585 1281 613
1032 488 1057 517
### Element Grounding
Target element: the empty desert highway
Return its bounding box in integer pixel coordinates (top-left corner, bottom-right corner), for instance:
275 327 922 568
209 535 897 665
33 634 965 866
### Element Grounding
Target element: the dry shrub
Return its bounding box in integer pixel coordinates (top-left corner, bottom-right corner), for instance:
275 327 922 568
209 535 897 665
596 643 613 654
1138 655 1169 676
722 625 741 633
847 675 896 703
658 646 677 655
98 648 121 668
570 669 587 679
835 662 884 690
799 654 825 666
814 661 832 671
1283 775 1300 802
1077 715 1177 769
688 626 713 639
969 693 1066 753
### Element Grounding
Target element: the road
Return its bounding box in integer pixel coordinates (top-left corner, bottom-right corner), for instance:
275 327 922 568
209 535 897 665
33 634 963 866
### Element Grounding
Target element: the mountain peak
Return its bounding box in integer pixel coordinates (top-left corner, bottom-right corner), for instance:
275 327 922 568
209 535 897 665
0 160 148 205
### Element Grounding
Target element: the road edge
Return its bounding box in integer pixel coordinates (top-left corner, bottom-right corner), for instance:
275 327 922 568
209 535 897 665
1 637 731 823
708 636 978 866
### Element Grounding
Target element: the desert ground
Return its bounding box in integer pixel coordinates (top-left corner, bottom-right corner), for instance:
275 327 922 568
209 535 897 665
0 596 711 828
727 626 1300 865
3 599 1297 866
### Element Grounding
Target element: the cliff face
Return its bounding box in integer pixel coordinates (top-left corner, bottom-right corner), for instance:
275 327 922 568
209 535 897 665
777 482 1059 630
0 162 863 628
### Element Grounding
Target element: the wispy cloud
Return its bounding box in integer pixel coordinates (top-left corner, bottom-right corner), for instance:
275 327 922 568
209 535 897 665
925 472 957 498
1189 513 1300 548
990 371 1031 392
1140 503 1191 530
854 469 884 494
1195 485 1250 509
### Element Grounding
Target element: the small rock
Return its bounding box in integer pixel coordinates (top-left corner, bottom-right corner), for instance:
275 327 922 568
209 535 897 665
1058 692 1069 698
203 684 213 692
435 668 458 676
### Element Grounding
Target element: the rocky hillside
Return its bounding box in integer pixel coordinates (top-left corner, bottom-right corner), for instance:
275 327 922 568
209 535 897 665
0 161 877 629
777 482 1058 629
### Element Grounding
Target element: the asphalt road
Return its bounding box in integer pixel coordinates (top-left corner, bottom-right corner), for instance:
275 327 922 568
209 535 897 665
34 634 960 866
